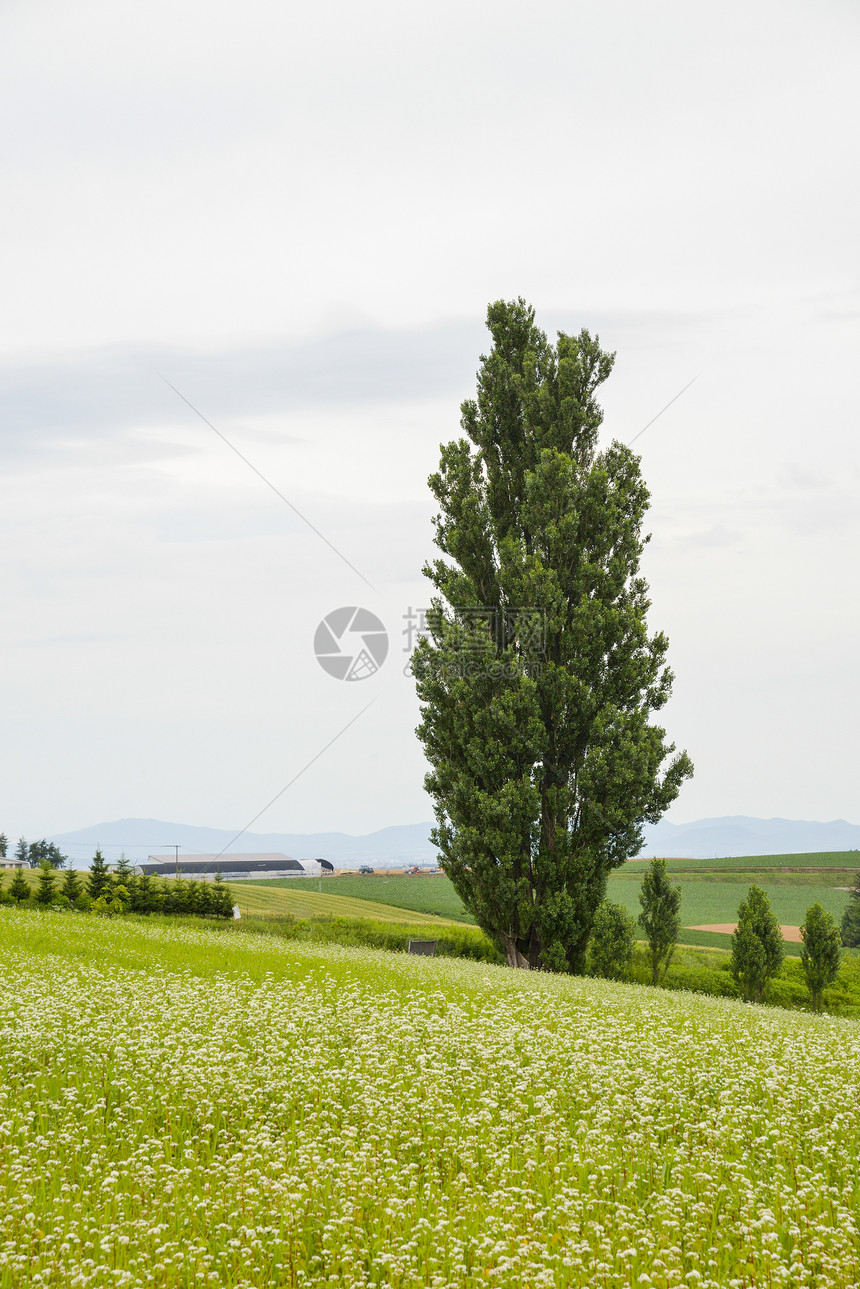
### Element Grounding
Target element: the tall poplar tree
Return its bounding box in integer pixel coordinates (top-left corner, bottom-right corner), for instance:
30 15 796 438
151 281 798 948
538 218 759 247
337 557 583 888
800 903 841 1013
730 886 784 1003
638 857 682 984
413 299 692 972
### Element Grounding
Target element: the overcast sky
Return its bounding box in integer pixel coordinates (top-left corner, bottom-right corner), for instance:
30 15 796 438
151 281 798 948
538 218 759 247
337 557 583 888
1 0 858 842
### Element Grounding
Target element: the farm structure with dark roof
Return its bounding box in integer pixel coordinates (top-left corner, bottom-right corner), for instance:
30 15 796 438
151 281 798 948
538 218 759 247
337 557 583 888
137 853 320 879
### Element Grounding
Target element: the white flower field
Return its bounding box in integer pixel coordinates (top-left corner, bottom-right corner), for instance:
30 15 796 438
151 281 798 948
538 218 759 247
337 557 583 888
1 909 858 1288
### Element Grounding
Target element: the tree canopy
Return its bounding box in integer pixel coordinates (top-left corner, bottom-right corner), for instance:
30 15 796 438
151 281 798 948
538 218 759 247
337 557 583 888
413 298 692 972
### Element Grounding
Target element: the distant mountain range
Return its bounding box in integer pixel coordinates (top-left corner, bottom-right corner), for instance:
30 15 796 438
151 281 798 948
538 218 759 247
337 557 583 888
640 815 860 858
48 819 439 867
47 814 860 866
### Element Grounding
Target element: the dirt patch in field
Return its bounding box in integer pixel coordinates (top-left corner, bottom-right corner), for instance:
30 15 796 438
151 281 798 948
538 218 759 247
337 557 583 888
687 923 804 943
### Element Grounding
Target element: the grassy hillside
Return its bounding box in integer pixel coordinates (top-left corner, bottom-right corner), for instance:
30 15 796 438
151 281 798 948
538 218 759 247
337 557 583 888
251 873 476 922
2 908 858 1287
224 880 458 925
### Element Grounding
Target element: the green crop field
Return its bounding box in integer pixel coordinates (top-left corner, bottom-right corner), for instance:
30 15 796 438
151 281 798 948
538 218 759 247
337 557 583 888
2 908 859 1288
605 877 849 931
250 862 855 948
648 851 860 873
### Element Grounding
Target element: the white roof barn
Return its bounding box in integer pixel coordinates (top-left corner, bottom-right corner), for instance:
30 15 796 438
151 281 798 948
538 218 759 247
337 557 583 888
138 853 320 880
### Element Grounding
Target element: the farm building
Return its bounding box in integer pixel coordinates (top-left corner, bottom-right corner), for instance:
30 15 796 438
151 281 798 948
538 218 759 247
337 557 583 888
0 858 30 870
137 853 322 880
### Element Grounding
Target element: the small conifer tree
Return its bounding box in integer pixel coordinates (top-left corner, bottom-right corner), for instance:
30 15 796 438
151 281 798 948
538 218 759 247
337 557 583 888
9 868 31 903
0 871 8 905
166 877 191 916
800 903 842 1013
87 849 111 901
160 878 174 914
212 871 234 918
589 901 636 981
35 861 57 906
731 886 784 1003
186 880 204 916
638 858 682 984
60 867 82 904
111 854 137 897
131 871 160 914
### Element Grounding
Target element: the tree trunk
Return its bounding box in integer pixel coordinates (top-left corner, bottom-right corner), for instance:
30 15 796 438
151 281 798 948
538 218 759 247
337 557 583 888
527 926 544 970
502 936 531 969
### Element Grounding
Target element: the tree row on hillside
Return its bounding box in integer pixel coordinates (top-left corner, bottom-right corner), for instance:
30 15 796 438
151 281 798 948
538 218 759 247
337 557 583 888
0 850 235 919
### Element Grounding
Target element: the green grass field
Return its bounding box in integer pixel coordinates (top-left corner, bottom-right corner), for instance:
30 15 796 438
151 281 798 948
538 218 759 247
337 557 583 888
1 908 858 1287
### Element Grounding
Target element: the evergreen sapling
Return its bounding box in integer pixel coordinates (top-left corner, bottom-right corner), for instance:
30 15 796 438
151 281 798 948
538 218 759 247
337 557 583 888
60 867 82 905
35 861 57 906
212 871 234 918
87 849 111 901
9 868 30 903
